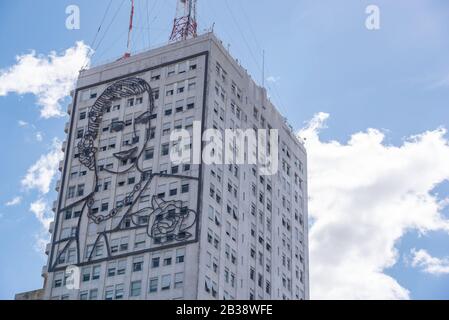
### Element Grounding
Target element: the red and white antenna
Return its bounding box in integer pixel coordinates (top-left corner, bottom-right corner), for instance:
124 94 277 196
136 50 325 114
123 0 135 59
169 0 198 42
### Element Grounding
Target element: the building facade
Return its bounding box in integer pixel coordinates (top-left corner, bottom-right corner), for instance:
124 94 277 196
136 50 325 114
15 289 44 300
43 33 309 300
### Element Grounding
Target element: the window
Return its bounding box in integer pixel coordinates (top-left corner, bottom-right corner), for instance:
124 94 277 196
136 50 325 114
77 184 85 197
134 233 145 249
148 127 156 140
151 257 160 268
266 281 271 295
161 275 171 290
79 291 88 300
188 79 196 91
133 256 144 272
95 243 103 257
151 70 161 81
174 273 184 289
161 144 169 156
64 209 72 220
149 278 158 293
176 248 185 263
163 257 172 266
92 265 101 280
130 281 141 297
178 62 187 74
82 267 91 282
117 260 126 275
107 262 116 277
145 148 154 160
104 286 114 300
120 237 129 251
205 277 211 293
67 186 75 199
101 201 109 212
189 60 197 70
187 97 195 109
54 272 63 288
115 284 124 300
152 89 160 100
162 122 171 136
89 289 98 300
181 184 189 193
167 65 175 77
208 206 214 221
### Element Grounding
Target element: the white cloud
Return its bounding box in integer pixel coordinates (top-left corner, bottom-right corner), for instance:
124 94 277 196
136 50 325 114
21 139 63 194
266 76 281 83
5 196 22 207
29 199 53 231
35 132 43 142
20 138 63 255
0 42 92 118
299 113 449 300
411 249 449 275
18 120 28 127
29 199 54 254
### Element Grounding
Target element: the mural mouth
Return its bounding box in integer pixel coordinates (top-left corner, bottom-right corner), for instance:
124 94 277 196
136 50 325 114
113 147 138 161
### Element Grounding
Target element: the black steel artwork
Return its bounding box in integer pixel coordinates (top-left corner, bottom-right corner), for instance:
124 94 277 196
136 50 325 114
51 77 199 270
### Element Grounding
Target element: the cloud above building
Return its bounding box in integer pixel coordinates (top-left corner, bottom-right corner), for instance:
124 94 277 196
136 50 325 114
0 42 92 118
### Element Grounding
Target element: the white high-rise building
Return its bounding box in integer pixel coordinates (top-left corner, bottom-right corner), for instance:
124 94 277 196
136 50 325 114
43 33 309 300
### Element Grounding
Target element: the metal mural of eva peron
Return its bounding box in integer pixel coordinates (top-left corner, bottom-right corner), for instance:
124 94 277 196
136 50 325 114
50 77 199 270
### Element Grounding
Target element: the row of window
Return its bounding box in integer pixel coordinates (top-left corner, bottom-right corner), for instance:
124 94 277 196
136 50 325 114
76 99 196 142
55 248 186 288
78 58 198 104
59 272 185 300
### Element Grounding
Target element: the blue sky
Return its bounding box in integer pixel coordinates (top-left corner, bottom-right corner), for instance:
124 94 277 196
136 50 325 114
0 0 449 299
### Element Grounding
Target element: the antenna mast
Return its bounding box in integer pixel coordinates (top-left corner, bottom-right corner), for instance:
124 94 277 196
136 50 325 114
124 0 135 59
169 0 198 42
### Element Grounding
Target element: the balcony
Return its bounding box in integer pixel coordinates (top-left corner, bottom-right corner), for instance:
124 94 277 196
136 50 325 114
45 243 51 256
41 265 48 278
58 160 64 172
49 221 55 234
52 200 57 213
55 180 61 192
64 122 69 134
67 103 73 115
61 141 67 152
